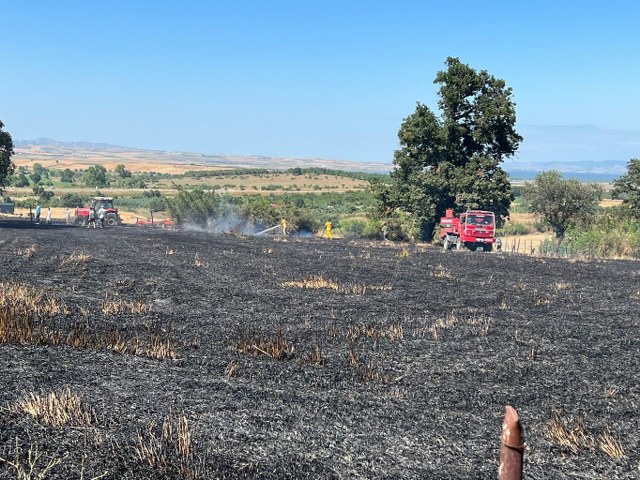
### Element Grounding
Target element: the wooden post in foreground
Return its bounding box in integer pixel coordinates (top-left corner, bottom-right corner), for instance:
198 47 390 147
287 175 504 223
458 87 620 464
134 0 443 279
499 405 523 480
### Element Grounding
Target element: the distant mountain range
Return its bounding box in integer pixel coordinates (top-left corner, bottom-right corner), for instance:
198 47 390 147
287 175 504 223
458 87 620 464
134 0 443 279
15 138 626 181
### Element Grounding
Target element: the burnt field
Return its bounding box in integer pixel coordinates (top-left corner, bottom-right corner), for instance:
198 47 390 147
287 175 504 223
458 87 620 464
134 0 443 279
0 220 638 479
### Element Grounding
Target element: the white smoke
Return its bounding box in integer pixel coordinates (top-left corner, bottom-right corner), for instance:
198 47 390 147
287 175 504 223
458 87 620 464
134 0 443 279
181 214 273 236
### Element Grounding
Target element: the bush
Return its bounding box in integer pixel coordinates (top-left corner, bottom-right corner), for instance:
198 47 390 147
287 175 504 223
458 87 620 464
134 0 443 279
59 193 87 208
363 220 383 239
498 222 532 236
167 188 223 227
339 219 366 238
291 210 321 234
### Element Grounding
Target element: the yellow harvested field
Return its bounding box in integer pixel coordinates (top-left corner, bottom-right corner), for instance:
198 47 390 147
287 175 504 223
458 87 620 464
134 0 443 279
600 199 623 208
156 173 368 193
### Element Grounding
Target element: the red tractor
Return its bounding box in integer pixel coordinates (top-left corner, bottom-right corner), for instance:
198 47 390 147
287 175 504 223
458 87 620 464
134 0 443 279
439 209 496 252
75 197 121 226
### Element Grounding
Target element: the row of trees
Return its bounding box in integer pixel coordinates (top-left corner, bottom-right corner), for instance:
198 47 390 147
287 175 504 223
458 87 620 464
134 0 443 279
6 163 144 189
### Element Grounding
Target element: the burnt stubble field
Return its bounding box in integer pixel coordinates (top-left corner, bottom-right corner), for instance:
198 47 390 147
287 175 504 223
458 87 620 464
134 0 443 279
0 220 638 479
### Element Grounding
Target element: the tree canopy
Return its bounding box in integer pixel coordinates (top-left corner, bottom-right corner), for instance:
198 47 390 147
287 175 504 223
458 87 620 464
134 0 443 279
374 57 522 240
82 165 108 187
612 158 640 218
0 120 15 192
523 170 602 252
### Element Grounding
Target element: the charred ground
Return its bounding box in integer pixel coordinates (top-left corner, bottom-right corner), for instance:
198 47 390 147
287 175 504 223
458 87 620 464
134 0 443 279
0 220 638 479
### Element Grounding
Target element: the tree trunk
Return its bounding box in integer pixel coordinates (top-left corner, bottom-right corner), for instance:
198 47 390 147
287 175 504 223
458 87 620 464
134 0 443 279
421 221 436 242
553 234 564 254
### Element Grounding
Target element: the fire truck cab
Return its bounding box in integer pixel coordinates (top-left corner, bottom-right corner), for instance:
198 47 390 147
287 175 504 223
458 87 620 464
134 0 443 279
440 209 496 252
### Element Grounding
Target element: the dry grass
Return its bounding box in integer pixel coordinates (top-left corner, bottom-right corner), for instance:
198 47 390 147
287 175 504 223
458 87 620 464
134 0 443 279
102 330 179 360
8 387 95 427
498 299 509 310
0 282 176 359
468 315 491 336
433 264 452 278
0 282 68 344
17 244 39 259
235 328 295 360
0 437 68 480
546 410 625 458
346 322 404 342
101 295 150 315
279 276 392 295
135 412 197 479
193 254 205 268
280 276 340 290
356 360 387 382
427 313 459 340
533 293 551 306
224 361 239 378
60 252 91 268
553 282 572 291
546 410 593 454
306 346 324 365
598 430 625 458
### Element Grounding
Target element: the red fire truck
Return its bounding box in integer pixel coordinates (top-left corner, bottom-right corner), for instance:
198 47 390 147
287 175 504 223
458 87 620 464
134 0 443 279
439 209 496 252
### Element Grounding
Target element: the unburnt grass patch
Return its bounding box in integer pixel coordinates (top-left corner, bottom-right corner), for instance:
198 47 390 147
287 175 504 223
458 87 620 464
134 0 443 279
135 412 198 479
60 251 92 268
546 409 625 459
0 282 177 359
7 387 95 427
234 328 295 360
280 275 392 295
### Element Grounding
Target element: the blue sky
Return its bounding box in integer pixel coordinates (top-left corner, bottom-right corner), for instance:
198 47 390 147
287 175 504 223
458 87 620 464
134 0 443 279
2 1 639 172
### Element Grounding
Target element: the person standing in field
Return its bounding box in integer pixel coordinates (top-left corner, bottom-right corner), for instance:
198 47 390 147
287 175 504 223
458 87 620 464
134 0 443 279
281 218 288 235
87 207 97 228
324 220 333 239
65 207 71 224
98 205 107 228
34 204 41 224
45 207 52 224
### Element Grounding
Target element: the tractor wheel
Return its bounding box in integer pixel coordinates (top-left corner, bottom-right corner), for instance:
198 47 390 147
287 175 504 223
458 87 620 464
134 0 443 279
78 216 87 226
483 244 493 252
106 215 118 226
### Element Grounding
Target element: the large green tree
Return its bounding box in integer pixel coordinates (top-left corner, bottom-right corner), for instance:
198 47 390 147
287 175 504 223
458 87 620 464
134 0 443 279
524 171 602 253
612 158 640 218
82 165 108 187
0 120 15 192
377 57 522 240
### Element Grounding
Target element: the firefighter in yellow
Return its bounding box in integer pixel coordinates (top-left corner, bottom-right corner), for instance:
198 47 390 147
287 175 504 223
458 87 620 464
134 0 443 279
324 220 333 239
281 218 288 235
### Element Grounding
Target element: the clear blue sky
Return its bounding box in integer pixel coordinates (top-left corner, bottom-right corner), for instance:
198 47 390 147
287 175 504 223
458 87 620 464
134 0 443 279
3 1 639 172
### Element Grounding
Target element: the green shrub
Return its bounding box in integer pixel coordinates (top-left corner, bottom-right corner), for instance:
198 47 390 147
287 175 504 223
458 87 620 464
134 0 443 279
167 188 223 227
363 220 383 239
498 222 532 236
59 193 87 208
339 219 366 238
